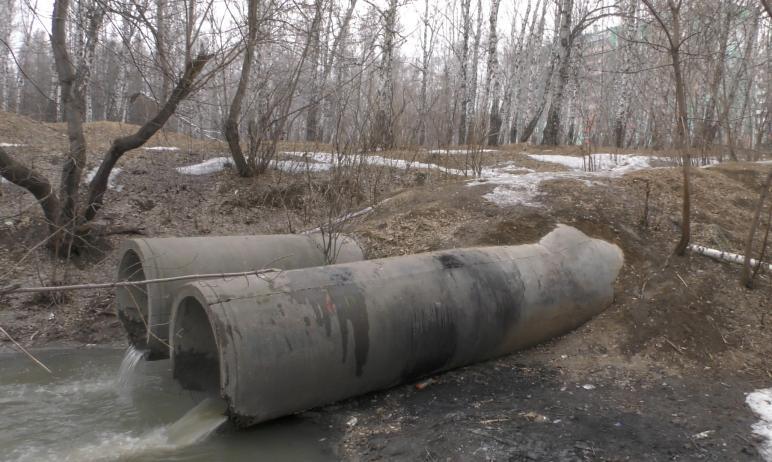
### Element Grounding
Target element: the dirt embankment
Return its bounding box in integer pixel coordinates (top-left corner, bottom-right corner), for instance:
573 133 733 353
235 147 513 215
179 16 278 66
1 111 771 460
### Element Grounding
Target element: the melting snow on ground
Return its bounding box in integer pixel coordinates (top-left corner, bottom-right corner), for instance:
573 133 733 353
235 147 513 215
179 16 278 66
747 388 772 461
527 153 653 173
0 142 24 147
282 151 464 175
84 167 123 192
173 151 665 207
428 148 497 155
143 146 180 152
469 154 656 206
175 157 233 175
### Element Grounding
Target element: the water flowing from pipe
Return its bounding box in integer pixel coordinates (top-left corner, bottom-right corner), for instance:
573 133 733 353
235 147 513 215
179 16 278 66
116 345 145 391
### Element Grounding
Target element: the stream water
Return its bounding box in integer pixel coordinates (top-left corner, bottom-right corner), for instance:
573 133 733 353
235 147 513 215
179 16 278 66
0 348 336 462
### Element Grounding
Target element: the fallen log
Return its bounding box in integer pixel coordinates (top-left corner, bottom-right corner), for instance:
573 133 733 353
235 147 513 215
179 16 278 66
687 244 772 272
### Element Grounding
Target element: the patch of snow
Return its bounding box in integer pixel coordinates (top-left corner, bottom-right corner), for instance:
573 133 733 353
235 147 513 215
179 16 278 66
175 157 233 175
273 159 333 173
428 148 497 155
0 143 24 147
471 154 656 207
84 166 123 192
693 430 714 440
581 384 596 390
469 169 593 207
528 153 653 173
747 388 772 461
756 160 772 165
281 151 465 175
143 146 180 152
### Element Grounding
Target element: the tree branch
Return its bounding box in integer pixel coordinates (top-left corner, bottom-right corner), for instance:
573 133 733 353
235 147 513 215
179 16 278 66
83 53 213 222
0 147 60 232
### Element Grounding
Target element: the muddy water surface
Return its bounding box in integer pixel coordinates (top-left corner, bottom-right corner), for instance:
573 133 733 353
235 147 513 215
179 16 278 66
0 348 336 462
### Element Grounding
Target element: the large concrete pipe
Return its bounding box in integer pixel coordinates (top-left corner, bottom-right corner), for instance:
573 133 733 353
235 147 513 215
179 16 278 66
116 233 363 359
170 225 623 426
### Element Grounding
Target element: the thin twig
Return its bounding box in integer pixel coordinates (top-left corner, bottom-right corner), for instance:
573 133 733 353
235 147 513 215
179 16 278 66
664 337 684 355
1 268 283 295
0 325 53 373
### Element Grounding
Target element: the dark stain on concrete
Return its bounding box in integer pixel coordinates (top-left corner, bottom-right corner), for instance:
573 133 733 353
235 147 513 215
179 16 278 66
437 253 465 269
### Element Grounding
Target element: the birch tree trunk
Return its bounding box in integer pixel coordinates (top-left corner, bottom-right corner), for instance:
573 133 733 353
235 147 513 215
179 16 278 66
374 0 398 149
0 0 12 113
541 0 573 146
483 0 501 145
304 0 324 142
613 0 639 149
156 0 171 104
468 0 483 141
501 0 536 144
520 0 560 143
713 7 759 152
320 0 357 143
458 0 472 145
417 0 433 146
514 0 547 142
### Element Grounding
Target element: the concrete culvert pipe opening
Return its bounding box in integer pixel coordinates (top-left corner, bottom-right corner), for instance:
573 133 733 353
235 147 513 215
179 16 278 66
116 249 150 349
169 225 624 427
114 233 364 360
171 296 221 395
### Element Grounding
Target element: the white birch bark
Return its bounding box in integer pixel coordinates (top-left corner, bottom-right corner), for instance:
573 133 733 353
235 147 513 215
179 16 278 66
458 0 472 144
482 0 501 145
688 245 771 272
613 0 638 148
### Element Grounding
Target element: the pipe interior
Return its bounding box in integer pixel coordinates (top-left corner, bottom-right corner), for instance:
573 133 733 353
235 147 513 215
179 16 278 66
173 296 221 395
116 249 150 348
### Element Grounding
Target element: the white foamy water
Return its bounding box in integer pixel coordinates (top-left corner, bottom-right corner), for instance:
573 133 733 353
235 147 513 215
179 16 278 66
61 398 228 462
116 346 146 391
747 388 772 461
1 348 333 462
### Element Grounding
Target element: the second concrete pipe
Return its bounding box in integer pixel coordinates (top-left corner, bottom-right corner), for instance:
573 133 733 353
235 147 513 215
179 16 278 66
170 225 624 426
116 233 364 359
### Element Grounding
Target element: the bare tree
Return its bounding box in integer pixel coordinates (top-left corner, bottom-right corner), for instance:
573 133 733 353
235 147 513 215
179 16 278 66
613 0 638 148
640 0 691 256
417 0 436 146
458 0 472 144
373 0 398 149
741 172 772 287
225 0 262 177
483 0 501 145
0 0 221 252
